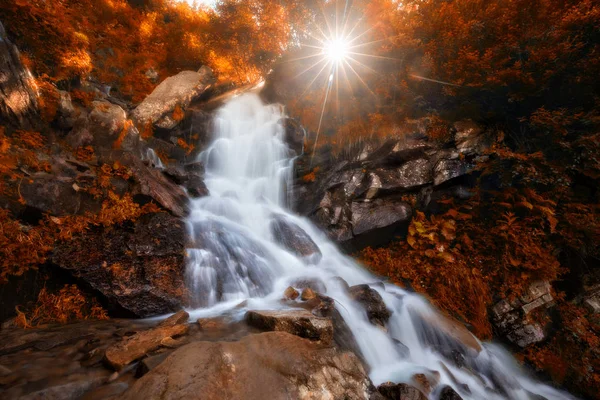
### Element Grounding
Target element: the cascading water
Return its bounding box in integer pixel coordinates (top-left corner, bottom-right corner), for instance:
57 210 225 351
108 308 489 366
184 92 575 400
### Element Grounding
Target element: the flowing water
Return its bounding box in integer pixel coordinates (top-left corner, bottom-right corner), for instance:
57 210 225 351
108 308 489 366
184 92 574 400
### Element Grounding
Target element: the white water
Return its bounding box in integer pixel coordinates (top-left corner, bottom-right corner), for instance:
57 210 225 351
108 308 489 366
184 93 574 400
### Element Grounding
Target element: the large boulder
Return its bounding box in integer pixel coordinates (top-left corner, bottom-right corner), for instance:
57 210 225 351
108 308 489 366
120 332 371 400
270 214 321 262
52 212 188 317
377 382 427 400
0 22 39 130
20 173 82 216
132 67 215 130
245 310 333 345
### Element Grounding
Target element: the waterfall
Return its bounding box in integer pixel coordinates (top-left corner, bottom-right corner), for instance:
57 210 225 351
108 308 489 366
184 92 574 400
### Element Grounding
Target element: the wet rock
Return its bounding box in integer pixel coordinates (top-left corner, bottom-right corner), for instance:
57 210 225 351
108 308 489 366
439 386 464 400
104 320 189 370
492 281 554 348
0 21 39 130
300 287 317 301
283 117 305 155
584 294 600 313
291 277 328 294
53 212 187 317
411 372 440 395
393 339 410 358
197 317 229 332
135 353 170 378
185 174 209 198
161 310 190 327
245 310 333 345
377 382 427 400
283 286 299 300
121 332 370 400
348 284 392 327
81 382 130 400
18 375 106 400
270 214 322 262
412 312 482 355
132 67 215 130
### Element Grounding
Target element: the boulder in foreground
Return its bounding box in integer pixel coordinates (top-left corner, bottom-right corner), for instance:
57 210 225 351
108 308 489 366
120 332 371 400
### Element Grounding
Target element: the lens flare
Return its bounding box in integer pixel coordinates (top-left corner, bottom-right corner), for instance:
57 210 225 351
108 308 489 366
323 38 350 64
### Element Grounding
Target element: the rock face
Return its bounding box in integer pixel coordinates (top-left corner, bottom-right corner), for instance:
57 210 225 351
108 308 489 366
0 21 39 130
132 67 215 130
52 212 188 317
377 382 427 400
245 310 333 345
348 284 392 327
293 125 489 250
120 332 371 400
270 214 322 262
104 311 190 370
492 281 554 348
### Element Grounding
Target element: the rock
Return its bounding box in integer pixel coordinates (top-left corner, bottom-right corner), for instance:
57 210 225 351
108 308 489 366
283 117 305 155
300 287 317 301
132 67 215 130
348 284 391 327
197 317 229 332
584 294 600 313
283 286 299 300
56 90 78 130
0 21 39 130
160 310 189 327
439 386 464 400
136 353 170 378
245 310 333 345
411 372 440 395
120 332 370 400
270 214 322 262
114 151 189 217
81 382 130 400
185 174 209 198
89 100 138 150
351 200 412 236
104 322 189 370
492 281 554 348
434 159 468 186
377 382 427 400
291 277 328 294
20 173 81 216
52 212 188 317
453 120 491 156
19 377 104 400
374 159 433 193
367 139 434 165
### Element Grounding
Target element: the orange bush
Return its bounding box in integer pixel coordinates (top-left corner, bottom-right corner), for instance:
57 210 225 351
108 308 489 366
15 284 108 328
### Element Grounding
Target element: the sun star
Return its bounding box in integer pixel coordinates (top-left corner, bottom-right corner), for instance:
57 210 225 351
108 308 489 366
323 38 350 64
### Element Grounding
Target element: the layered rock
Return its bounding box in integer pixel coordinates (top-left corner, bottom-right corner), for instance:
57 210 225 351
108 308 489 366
120 332 371 400
492 281 554 348
0 21 39 130
293 124 489 250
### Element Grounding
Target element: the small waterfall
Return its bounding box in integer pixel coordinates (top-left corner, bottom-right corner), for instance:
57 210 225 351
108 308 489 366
184 93 574 400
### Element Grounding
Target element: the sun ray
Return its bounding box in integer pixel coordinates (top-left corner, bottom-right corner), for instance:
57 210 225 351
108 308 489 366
343 59 377 98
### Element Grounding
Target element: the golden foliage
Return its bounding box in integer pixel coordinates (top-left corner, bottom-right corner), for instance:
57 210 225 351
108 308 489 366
15 284 108 328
